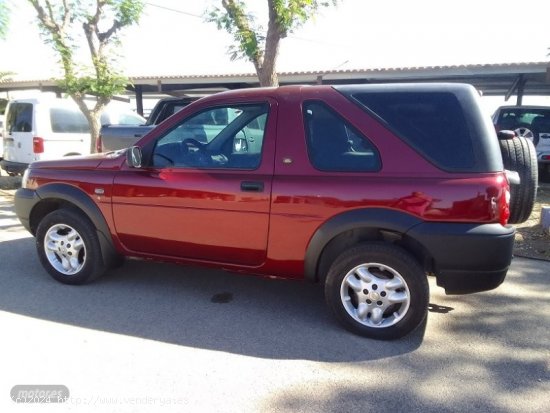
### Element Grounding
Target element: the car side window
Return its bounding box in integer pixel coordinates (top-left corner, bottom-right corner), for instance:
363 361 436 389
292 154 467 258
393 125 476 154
152 103 269 170
7 103 33 133
50 108 89 133
303 101 381 172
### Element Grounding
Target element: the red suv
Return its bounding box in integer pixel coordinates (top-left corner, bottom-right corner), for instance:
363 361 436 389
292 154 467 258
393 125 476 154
15 84 516 340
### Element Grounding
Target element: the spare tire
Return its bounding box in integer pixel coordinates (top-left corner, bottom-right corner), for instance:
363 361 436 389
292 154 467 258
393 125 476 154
499 136 538 224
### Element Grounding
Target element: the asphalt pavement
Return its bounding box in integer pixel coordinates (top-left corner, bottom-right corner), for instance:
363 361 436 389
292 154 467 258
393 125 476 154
0 190 548 413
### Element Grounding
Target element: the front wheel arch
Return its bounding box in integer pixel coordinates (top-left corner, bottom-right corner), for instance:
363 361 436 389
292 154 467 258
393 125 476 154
30 184 120 268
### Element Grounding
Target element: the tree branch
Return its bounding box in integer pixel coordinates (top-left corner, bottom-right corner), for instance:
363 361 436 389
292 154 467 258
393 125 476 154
221 0 263 69
98 20 122 43
28 0 58 32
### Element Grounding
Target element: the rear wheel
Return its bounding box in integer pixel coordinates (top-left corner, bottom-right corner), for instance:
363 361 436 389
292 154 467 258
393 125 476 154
499 136 538 223
36 209 107 285
325 242 429 340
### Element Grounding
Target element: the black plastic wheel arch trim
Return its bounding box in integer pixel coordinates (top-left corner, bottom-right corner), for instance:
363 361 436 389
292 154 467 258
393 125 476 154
304 208 423 282
16 184 119 267
304 208 515 294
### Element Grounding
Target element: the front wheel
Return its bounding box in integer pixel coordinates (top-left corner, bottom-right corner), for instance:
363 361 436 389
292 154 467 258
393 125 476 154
325 243 429 340
36 209 107 285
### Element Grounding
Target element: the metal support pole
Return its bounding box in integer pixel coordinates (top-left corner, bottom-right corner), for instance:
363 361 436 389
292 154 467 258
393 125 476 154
516 75 525 106
135 85 144 117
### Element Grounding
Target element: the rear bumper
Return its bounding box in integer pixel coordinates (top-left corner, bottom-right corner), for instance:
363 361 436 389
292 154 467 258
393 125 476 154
1 160 28 175
407 222 515 294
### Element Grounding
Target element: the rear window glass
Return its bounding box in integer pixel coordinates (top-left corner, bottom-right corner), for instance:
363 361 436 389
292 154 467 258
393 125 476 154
496 108 550 130
50 108 89 133
7 103 33 132
352 92 475 170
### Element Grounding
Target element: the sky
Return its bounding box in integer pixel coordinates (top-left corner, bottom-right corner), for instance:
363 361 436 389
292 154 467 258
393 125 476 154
0 0 549 112
1 0 549 79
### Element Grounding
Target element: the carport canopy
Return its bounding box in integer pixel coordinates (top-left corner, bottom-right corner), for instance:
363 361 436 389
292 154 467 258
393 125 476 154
1 61 548 116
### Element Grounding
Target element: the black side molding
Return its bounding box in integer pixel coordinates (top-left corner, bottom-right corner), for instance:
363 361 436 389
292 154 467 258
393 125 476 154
25 183 119 267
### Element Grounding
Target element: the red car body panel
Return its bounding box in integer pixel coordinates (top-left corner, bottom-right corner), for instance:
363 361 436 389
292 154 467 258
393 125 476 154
24 85 510 280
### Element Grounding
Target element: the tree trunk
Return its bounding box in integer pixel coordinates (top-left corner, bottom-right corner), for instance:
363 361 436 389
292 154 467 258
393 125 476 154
259 1 282 87
88 113 101 154
71 96 103 153
257 66 278 87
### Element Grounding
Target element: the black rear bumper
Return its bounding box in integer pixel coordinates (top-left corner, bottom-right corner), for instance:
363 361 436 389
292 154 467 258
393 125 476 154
1 160 28 175
407 222 515 294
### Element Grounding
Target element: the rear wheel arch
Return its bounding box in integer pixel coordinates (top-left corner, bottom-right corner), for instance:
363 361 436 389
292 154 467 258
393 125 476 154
305 209 432 283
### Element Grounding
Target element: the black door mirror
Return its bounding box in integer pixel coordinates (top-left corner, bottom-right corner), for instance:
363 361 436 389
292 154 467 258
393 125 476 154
127 146 142 168
497 130 516 140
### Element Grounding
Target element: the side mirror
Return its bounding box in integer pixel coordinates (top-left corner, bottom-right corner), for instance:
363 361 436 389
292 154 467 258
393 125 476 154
126 146 142 168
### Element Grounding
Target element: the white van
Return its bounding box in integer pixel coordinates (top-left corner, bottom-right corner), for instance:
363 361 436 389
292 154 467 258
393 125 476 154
1 97 144 175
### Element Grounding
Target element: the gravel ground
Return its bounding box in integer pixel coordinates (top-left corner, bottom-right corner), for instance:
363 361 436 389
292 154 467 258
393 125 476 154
514 182 550 260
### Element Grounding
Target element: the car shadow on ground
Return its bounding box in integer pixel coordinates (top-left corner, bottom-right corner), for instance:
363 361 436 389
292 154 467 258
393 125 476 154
0 237 426 362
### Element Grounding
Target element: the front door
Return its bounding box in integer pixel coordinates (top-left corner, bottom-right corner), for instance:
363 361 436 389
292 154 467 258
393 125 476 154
112 101 277 267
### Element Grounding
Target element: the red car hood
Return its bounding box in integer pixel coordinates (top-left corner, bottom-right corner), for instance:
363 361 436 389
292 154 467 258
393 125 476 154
30 152 124 170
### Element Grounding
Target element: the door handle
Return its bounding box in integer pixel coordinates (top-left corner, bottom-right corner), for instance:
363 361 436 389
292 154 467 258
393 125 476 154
240 181 264 192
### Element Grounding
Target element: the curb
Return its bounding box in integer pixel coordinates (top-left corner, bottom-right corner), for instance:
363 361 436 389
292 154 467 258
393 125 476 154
513 254 550 263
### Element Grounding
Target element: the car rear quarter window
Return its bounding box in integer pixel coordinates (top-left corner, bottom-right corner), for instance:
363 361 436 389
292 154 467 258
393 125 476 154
303 101 381 172
351 92 476 171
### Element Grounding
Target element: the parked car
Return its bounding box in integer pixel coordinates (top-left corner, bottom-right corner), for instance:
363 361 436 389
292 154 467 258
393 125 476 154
98 96 198 152
493 105 550 182
16 84 520 340
1 97 145 175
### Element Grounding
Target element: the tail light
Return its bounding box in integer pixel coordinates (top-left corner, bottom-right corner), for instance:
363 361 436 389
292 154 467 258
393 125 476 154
498 174 511 226
96 134 103 153
33 137 44 154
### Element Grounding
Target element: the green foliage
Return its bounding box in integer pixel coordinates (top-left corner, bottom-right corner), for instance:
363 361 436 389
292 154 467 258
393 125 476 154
273 0 335 36
0 0 9 39
28 0 143 151
207 1 263 62
61 60 128 98
207 0 337 85
113 0 144 26
28 0 143 100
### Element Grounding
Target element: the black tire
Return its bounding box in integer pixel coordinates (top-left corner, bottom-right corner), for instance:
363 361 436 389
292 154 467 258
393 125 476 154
499 136 538 224
36 209 107 285
324 242 429 340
